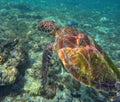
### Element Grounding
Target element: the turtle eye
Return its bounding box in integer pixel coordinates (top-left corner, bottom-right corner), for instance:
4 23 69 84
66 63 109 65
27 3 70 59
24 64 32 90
40 25 44 28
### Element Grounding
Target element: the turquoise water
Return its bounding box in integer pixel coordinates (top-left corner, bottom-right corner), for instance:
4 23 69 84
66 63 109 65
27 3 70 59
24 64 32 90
0 0 120 102
0 0 119 61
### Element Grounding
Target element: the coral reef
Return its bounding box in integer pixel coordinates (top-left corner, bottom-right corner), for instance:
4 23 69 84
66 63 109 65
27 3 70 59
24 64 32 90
0 1 119 102
23 76 42 95
1 66 19 86
0 39 27 86
0 54 4 64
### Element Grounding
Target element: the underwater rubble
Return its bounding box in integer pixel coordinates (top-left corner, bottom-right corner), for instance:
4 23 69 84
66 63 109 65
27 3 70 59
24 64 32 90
1 51 111 102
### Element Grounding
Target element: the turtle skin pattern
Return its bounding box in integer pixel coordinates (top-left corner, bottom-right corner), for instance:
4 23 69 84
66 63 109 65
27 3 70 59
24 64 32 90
38 21 120 92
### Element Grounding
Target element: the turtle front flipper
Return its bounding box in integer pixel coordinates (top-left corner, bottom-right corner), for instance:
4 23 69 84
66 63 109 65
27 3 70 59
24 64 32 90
41 43 53 88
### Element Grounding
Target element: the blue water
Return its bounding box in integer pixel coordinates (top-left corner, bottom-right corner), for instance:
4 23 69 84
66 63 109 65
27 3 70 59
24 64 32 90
0 0 119 61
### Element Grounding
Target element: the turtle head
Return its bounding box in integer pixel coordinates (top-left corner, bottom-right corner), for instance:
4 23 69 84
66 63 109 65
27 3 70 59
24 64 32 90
38 21 59 36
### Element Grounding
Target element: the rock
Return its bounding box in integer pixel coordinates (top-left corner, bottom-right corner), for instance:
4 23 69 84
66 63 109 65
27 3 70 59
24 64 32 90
99 17 109 22
0 39 27 86
0 66 18 86
95 26 109 34
67 19 78 27
0 9 8 16
23 76 42 95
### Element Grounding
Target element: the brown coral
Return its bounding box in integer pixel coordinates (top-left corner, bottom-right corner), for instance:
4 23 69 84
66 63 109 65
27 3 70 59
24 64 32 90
2 66 19 85
0 54 4 64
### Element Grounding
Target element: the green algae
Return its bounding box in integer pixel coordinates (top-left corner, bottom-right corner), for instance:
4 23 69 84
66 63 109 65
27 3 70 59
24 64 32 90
23 77 43 95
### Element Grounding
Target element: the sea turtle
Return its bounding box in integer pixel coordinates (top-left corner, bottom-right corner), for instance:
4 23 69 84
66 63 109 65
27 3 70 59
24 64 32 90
38 21 120 93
